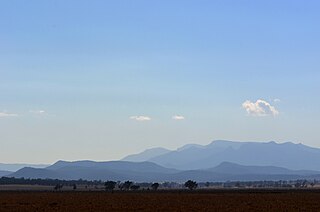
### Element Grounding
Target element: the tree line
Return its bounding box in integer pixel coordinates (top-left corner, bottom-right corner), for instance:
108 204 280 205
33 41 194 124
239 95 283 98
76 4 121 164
0 177 101 186
0 177 197 191
0 177 316 191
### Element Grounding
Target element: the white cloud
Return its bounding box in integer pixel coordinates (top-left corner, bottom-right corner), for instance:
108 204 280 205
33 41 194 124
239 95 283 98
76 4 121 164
172 115 185 120
130 116 151 121
0 112 18 117
30 110 46 115
242 99 279 117
29 110 56 117
274 98 281 102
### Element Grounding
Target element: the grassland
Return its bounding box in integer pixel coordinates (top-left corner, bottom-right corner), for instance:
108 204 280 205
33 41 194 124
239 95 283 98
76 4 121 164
1 189 320 211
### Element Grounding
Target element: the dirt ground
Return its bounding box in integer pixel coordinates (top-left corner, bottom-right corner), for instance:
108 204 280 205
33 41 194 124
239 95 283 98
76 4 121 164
1 189 320 211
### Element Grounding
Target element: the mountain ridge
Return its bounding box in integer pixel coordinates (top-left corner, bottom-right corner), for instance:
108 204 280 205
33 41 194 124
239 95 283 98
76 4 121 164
5 140 320 182
121 147 170 162
0 170 13 177
141 140 320 170
8 160 320 182
0 163 49 172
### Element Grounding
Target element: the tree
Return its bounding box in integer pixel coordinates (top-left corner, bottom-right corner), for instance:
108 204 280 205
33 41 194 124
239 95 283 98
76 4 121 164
205 182 210 188
105 181 117 192
118 183 124 191
123 181 133 190
54 184 63 191
151 183 160 191
184 180 197 190
130 185 140 190
73 184 77 190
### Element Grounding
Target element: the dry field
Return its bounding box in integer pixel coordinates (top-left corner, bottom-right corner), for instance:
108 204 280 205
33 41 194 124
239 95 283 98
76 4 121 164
1 189 320 211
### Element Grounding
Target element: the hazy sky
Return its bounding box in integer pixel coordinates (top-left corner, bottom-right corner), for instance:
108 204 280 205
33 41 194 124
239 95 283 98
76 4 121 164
1 0 320 163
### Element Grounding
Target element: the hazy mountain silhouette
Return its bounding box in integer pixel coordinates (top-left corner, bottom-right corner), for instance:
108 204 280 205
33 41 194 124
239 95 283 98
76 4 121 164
0 170 12 177
8 160 320 182
209 162 320 176
9 161 179 181
7 140 320 182
144 140 320 170
122 147 170 162
0 163 49 172
10 167 62 179
46 160 178 174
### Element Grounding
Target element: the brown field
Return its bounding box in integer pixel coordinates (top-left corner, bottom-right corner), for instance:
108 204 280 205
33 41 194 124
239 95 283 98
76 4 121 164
1 189 320 211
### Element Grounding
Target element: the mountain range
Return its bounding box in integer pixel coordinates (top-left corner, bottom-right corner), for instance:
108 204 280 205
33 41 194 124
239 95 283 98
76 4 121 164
3 140 320 182
0 170 12 177
122 147 170 162
124 140 320 170
7 160 320 182
0 163 49 172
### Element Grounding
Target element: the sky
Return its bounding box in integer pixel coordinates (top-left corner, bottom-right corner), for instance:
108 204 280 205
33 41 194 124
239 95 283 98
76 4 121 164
1 0 320 164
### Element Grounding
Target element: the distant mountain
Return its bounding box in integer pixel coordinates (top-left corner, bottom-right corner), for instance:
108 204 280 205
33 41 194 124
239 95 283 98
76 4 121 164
177 144 205 152
8 160 320 182
8 140 320 182
168 162 320 182
10 167 61 179
0 170 12 177
146 140 320 170
10 160 180 181
0 163 49 172
121 147 171 162
46 160 177 174
209 162 320 176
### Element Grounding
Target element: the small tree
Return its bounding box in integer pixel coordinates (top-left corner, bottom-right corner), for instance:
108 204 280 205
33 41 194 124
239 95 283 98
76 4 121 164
73 184 77 190
130 185 140 190
151 183 160 191
185 180 197 190
123 181 133 191
54 184 63 191
118 183 124 191
205 182 210 188
105 181 117 192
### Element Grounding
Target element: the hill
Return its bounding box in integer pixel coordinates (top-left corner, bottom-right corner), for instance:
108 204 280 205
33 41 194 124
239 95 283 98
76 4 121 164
122 147 170 162
9 160 180 181
0 170 12 177
142 140 320 170
0 163 49 172
8 160 320 182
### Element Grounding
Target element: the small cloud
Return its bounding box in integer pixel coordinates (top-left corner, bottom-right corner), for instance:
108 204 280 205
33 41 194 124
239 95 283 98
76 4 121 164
242 99 279 117
0 111 18 117
130 116 151 121
274 98 281 103
30 110 46 115
29 110 56 117
172 115 185 120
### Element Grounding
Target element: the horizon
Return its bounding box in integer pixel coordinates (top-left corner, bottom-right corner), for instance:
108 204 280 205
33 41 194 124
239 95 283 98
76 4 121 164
1 1 320 164
0 139 312 165
4 138 320 182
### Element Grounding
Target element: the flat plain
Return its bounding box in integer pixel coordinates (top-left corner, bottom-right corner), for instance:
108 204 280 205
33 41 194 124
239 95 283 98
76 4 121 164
1 189 320 211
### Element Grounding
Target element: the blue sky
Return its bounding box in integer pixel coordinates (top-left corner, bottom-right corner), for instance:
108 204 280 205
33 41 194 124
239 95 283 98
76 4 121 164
1 0 320 163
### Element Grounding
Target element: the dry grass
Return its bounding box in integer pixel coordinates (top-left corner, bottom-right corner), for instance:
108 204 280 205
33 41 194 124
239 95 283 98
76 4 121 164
0 190 320 211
